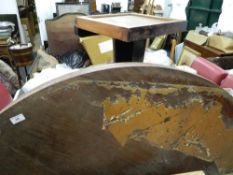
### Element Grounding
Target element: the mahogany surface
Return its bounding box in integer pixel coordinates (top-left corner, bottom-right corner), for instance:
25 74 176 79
0 63 233 175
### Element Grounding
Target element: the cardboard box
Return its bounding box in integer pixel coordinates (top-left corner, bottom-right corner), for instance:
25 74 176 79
178 46 201 66
208 34 233 54
80 35 113 65
186 30 208 46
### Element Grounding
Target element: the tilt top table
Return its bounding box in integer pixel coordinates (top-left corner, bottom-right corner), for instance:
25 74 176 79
1 63 233 174
75 13 187 62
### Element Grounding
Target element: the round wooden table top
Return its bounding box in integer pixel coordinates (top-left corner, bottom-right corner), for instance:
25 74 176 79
0 63 233 175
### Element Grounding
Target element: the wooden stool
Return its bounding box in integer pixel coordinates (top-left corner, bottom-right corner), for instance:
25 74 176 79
9 43 33 86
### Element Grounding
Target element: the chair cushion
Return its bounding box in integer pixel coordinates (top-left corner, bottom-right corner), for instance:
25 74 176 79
221 74 233 88
191 57 228 85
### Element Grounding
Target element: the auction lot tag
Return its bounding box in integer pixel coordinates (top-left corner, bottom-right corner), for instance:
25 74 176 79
9 114 26 125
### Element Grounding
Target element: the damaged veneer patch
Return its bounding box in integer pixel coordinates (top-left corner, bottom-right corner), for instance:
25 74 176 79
100 81 233 173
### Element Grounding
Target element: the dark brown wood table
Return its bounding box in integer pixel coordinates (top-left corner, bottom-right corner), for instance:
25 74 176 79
75 13 186 62
1 63 233 174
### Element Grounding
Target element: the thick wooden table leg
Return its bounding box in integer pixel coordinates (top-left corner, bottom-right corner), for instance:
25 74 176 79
16 66 22 87
24 66 30 80
113 39 146 62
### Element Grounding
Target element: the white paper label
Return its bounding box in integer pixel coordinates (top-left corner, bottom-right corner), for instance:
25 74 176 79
10 114 26 125
98 40 113 54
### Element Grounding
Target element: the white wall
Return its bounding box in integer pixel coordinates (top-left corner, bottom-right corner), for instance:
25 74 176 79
163 0 172 17
169 0 189 20
151 0 188 19
0 0 26 43
96 0 128 12
218 0 233 32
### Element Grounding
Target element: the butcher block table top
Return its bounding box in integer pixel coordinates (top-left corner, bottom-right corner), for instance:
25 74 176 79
75 13 187 42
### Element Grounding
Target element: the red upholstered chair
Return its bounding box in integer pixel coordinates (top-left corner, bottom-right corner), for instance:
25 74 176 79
221 74 233 88
191 57 228 85
0 82 12 111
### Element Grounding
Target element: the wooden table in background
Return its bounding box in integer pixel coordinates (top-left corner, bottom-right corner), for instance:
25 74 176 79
75 13 186 62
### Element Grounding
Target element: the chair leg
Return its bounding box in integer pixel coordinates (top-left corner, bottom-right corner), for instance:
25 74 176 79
24 66 30 80
170 39 177 64
16 67 22 87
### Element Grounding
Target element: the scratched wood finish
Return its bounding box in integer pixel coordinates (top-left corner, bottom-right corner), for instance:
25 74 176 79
75 13 186 42
0 63 233 175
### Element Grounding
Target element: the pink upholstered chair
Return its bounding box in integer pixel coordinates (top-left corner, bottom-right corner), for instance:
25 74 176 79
221 74 233 88
0 82 12 111
191 57 228 85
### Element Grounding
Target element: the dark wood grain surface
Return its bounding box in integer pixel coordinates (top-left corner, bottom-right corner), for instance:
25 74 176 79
0 63 233 175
